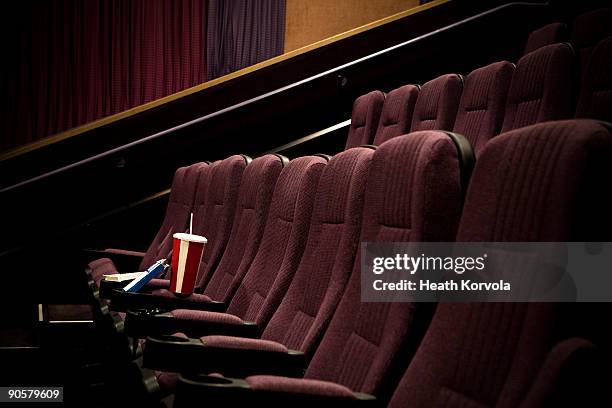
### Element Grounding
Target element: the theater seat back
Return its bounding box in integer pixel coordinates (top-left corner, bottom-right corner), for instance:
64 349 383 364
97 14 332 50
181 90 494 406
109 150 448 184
501 43 574 133
575 37 612 123
524 22 568 54
202 154 287 302
410 74 463 132
453 61 514 157
304 131 468 401
224 156 327 324
191 155 249 287
571 8 611 78
344 91 385 149
260 146 375 359
373 85 419 145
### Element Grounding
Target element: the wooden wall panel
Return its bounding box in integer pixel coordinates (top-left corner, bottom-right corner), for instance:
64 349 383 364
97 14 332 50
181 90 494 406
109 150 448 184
284 0 420 52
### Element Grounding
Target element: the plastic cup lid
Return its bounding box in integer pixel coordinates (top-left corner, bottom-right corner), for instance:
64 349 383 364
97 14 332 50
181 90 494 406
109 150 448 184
173 233 208 243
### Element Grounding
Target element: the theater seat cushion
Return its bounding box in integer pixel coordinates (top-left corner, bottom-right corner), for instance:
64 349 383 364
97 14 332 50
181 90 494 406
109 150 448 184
151 289 213 303
169 309 245 325
200 335 289 353
246 375 357 398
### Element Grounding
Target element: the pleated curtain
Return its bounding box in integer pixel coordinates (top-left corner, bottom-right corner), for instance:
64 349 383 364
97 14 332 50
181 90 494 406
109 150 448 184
206 0 286 80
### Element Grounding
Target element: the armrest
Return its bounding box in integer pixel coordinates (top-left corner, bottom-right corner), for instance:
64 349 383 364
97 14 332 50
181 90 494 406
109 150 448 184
109 289 226 313
521 337 602 407
83 248 145 271
173 374 377 408
101 248 147 257
123 309 258 339
143 334 305 378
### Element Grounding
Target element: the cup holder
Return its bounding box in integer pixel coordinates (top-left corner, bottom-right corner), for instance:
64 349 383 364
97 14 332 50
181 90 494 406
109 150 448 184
156 334 190 343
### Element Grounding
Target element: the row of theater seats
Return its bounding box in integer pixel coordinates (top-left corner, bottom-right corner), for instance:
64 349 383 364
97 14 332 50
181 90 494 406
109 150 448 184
343 19 611 154
82 9 611 407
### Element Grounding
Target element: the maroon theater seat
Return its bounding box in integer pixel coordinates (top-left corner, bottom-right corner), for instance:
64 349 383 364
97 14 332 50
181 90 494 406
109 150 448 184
344 91 385 149
389 119 612 407
255 147 374 359
453 61 514 157
410 74 463 132
171 130 471 406
372 85 419 145
501 43 574 133
571 8 611 78
87 162 208 287
524 22 568 54
575 37 612 122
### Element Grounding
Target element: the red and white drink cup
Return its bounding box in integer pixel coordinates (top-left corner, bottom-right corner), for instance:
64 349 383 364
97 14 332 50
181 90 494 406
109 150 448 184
170 233 207 296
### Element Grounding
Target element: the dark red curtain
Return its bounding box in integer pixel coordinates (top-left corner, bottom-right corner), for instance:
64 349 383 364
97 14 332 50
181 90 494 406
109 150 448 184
0 0 207 151
206 0 286 80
